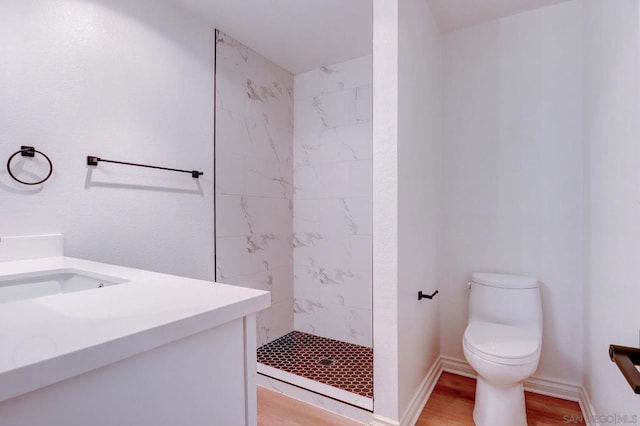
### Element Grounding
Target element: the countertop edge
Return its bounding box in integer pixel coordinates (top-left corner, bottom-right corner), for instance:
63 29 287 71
0 291 269 403
0 256 271 403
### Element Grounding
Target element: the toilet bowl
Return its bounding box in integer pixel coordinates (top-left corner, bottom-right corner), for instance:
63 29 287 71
463 273 543 426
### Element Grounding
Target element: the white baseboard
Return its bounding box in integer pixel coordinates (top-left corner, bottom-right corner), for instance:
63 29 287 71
399 357 443 426
525 375 581 401
439 355 596 421
369 415 400 426
440 355 476 379
259 354 597 426
410 356 599 426
579 386 597 426
370 356 442 426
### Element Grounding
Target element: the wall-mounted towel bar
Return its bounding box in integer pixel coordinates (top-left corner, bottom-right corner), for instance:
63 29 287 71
418 290 439 300
609 344 640 394
87 156 203 178
7 146 53 185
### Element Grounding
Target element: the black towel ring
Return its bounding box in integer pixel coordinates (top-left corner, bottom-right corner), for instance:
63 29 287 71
6 146 53 185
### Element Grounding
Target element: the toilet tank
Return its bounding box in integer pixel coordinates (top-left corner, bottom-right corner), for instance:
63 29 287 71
468 272 542 332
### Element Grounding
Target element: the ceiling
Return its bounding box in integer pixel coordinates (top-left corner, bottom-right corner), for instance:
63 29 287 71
427 0 572 33
171 0 373 75
171 0 571 75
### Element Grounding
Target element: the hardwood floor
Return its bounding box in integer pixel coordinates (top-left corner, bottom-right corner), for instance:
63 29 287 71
417 372 585 426
258 372 585 425
257 386 363 426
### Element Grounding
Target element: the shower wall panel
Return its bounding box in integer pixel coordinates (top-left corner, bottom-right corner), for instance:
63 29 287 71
293 56 373 347
215 31 294 346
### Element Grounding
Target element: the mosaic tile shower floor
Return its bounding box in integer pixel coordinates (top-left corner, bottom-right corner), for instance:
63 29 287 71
257 331 373 398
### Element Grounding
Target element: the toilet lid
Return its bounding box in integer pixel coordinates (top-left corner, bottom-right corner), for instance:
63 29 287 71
464 321 540 362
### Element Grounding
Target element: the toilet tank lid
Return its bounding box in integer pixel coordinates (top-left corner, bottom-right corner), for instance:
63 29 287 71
472 273 539 289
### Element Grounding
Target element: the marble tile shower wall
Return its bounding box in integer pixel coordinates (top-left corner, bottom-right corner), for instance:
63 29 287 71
215 32 294 346
293 56 373 347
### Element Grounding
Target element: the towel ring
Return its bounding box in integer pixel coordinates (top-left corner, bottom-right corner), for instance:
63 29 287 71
6 146 53 185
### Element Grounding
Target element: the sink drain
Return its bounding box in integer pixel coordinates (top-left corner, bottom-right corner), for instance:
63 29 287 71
317 358 335 366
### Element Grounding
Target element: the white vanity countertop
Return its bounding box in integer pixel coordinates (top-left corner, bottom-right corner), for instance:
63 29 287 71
0 256 270 403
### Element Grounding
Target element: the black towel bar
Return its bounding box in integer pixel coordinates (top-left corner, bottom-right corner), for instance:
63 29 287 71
609 344 640 394
87 156 203 178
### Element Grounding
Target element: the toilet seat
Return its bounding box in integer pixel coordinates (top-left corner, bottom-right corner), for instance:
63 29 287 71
464 321 540 366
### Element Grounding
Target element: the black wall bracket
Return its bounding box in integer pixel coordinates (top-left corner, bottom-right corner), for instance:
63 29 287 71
609 344 640 394
418 290 439 300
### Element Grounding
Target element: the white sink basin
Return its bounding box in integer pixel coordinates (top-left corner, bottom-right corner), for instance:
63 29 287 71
0 269 129 303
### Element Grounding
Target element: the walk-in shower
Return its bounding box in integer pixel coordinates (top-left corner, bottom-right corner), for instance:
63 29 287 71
214 30 373 410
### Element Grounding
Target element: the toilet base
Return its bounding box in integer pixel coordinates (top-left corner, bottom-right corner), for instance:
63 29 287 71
473 376 527 426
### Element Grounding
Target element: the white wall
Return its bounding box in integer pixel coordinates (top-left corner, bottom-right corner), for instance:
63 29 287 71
397 0 442 418
293 56 373 347
440 0 585 385
0 0 215 279
214 31 294 346
372 0 400 421
372 0 442 423
584 0 640 417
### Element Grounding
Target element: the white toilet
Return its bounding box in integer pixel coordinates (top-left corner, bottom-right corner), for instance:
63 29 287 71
463 272 542 426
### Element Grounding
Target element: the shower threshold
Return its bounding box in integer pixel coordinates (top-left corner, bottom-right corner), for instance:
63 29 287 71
257 331 373 411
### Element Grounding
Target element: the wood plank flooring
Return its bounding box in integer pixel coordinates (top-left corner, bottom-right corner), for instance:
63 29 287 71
257 386 363 426
417 372 585 426
258 372 586 425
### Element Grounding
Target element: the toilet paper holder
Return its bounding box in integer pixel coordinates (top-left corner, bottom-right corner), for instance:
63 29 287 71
418 290 439 300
